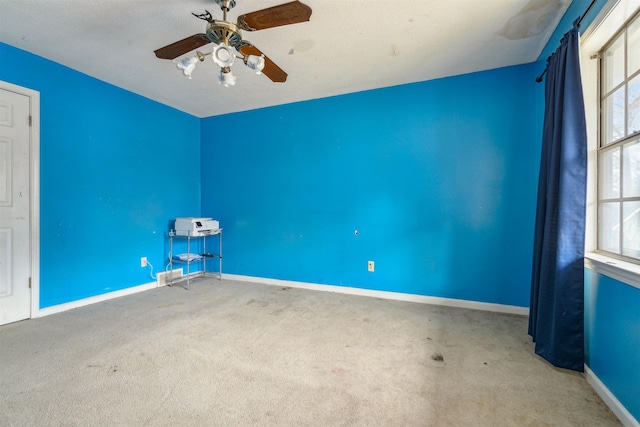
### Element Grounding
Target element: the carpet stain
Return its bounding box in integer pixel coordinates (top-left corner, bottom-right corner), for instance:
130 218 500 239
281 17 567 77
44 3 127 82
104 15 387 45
156 302 185 309
246 299 269 307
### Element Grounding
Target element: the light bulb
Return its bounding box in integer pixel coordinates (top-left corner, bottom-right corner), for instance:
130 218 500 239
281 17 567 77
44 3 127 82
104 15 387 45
175 56 198 79
219 68 236 87
245 55 265 74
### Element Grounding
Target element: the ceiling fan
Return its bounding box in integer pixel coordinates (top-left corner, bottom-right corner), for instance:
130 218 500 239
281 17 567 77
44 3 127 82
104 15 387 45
154 0 312 87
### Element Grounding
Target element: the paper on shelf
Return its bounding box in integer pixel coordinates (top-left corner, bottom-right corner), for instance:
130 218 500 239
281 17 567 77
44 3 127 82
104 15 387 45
172 253 203 262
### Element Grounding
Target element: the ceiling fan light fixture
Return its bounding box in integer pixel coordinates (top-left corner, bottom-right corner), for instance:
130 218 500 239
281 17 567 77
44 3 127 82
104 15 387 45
245 54 265 74
212 44 236 68
219 67 236 87
154 1 312 85
175 56 199 79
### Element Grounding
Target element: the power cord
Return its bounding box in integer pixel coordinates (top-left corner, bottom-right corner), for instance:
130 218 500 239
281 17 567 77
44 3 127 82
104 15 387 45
146 260 157 281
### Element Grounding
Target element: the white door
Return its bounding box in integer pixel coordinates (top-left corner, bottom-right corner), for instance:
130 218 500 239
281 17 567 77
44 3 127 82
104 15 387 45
0 87 31 325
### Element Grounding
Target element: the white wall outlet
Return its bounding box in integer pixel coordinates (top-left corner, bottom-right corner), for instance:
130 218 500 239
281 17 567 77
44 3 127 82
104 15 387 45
140 257 147 267
368 260 374 272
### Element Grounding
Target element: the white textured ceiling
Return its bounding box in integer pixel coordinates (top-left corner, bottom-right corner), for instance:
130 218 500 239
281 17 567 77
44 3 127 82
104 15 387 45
0 0 572 118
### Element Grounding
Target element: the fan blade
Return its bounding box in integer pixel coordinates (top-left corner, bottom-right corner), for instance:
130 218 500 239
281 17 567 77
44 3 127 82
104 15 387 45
236 1 312 31
238 43 288 83
154 34 211 60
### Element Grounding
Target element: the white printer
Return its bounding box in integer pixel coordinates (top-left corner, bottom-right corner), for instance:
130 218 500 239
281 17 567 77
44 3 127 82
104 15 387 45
174 217 220 236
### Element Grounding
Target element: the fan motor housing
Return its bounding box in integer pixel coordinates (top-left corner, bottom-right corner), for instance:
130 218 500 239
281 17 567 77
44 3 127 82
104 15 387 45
207 21 242 47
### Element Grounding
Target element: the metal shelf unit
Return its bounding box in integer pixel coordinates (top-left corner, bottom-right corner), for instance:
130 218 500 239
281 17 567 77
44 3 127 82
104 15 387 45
168 228 222 289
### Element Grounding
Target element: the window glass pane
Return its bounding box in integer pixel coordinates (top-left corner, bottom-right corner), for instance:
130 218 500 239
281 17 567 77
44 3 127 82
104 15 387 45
629 15 640 75
599 147 621 199
623 140 640 197
602 87 626 144
630 74 640 135
602 33 625 93
599 202 620 254
622 201 640 259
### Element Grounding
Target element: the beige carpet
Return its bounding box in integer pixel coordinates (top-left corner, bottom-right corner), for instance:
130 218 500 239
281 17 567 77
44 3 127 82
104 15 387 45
0 278 620 426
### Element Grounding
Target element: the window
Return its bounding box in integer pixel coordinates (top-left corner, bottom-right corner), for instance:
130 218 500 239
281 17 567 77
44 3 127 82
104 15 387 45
597 10 640 262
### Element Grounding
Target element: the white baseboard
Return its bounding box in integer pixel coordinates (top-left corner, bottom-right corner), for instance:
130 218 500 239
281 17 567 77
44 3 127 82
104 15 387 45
35 270 210 318
221 273 530 316
35 280 159 318
35 268 213 318
584 365 639 427
34 273 529 319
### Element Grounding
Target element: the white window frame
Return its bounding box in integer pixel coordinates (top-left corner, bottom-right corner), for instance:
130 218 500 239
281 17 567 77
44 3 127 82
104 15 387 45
582 0 640 290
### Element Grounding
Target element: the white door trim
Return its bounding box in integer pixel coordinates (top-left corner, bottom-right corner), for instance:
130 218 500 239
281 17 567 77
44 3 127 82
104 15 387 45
0 80 40 319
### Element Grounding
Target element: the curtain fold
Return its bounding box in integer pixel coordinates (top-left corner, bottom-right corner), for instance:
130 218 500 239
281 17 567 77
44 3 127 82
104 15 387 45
529 21 587 372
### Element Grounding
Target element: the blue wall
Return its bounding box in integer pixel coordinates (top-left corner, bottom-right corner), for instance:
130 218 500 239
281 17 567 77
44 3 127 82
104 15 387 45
585 269 640 421
0 43 201 307
201 63 539 307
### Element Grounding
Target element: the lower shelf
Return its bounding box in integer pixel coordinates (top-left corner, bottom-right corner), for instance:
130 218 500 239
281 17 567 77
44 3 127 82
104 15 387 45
167 269 221 289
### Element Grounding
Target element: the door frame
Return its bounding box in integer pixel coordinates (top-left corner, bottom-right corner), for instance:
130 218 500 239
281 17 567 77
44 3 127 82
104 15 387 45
0 80 40 319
